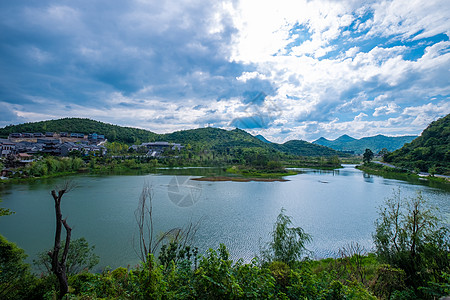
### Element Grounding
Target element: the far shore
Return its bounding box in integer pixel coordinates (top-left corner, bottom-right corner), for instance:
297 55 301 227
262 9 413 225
191 176 289 182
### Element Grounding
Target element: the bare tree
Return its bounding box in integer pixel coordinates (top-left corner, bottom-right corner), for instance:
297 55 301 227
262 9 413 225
48 181 74 299
337 242 367 284
134 182 200 265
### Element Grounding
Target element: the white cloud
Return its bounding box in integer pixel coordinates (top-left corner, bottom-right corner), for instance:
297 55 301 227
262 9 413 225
373 103 400 116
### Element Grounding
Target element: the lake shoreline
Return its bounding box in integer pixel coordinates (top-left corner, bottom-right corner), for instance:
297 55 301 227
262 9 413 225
191 176 289 182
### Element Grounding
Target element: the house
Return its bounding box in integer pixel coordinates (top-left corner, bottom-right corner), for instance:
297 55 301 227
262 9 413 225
22 133 33 138
17 153 33 161
38 139 61 155
33 132 44 138
0 142 16 157
60 132 68 137
88 133 98 142
45 132 54 137
59 142 107 156
59 142 81 156
130 141 184 157
9 133 22 138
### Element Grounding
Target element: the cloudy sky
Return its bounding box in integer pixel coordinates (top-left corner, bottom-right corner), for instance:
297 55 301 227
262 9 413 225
1 0 449 142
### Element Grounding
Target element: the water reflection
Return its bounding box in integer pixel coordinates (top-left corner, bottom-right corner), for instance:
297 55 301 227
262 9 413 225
0 165 448 270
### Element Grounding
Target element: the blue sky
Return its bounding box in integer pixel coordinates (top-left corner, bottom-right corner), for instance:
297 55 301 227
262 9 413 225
0 0 449 142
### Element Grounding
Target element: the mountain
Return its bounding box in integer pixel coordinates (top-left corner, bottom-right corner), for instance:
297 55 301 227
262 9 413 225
313 134 416 154
0 118 342 157
255 134 272 143
161 127 270 152
273 140 343 157
334 134 357 143
384 114 450 175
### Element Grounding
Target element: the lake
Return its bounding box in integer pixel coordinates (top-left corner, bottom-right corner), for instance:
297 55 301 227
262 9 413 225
0 165 449 271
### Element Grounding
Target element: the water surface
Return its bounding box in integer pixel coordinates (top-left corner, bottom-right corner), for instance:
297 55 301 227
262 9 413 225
0 165 448 271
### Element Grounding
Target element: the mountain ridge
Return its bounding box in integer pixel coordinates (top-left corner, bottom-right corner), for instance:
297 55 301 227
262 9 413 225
313 134 417 154
0 118 344 157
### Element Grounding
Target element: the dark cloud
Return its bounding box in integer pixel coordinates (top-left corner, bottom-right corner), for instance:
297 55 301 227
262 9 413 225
230 114 272 129
0 0 273 112
0 103 24 127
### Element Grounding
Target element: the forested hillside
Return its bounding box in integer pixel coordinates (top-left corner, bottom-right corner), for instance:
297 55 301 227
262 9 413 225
0 118 158 144
384 114 450 175
313 134 416 154
274 140 342 156
1 118 344 157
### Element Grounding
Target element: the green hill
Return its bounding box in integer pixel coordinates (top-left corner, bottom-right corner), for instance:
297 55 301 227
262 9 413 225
0 118 158 144
273 140 343 157
384 114 450 175
313 134 416 154
0 118 344 157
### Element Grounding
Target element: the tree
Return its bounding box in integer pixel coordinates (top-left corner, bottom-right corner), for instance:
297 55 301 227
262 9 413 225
260 208 311 266
34 237 99 276
363 148 374 164
373 190 450 296
4 154 19 168
134 183 199 265
48 182 74 299
378 148 389 159
0 235 32 299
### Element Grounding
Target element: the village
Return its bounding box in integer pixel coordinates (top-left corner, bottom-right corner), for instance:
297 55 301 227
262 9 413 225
0 131 187 178
0 132 108 160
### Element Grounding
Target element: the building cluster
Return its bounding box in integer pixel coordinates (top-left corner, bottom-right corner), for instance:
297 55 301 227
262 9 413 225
129 141 183 157
0 132 107 159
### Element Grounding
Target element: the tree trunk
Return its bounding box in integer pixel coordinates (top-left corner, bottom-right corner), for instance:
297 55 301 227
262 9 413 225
48 188 72 299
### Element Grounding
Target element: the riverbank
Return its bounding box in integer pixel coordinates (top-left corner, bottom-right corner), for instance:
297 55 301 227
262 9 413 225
356 162 449 184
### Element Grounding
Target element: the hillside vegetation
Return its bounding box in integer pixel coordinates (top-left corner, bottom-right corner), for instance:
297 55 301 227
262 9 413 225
384 114 450 175
313 134 416 154
0 118 158 144
0 118 344 158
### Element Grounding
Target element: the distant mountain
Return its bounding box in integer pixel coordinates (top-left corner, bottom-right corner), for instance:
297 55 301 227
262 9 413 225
0 118 343 157
384 114 450 175
255 134 272 143
273 140 343 157
335 134 357 143
313 134 416 154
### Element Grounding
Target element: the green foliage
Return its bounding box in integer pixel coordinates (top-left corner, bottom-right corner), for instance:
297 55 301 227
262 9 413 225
0 234 34 299
363 148 374 164
0 200 14 216
34 237 100 276
260 208 312 267
373 190 450 298
14 156 85 178
384 114 450 174
274 139 344 157
371 264 406 299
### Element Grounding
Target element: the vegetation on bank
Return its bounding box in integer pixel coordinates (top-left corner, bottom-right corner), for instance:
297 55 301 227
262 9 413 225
356 162 417 178
384 114 450 175
1 190 449 299
1 139 345 182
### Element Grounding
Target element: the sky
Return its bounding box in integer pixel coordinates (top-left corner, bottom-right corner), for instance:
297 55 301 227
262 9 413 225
0 0 449 142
